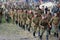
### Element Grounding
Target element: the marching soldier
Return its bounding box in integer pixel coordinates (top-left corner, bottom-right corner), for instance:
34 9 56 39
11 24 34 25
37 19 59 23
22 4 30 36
20 10 24 27
9 9 14 23
27 10 34 31
13 9 16 24
50 13 60 39
33 13 42 37
17 10 20 25
46 11 52 35
15 10 20 24
18 10 22 27
57 12 60 30
19 9 24 28
39 14 50 40
22 10 27 30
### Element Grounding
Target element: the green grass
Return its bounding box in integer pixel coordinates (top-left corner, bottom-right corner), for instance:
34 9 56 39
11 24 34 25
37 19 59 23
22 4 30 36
2 17 6 23
1 17 12 23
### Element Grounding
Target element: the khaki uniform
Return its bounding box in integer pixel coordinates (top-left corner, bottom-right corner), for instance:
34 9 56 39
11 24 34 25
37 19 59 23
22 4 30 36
18 11 22 26
50 16 59 33
13 11 16 23
33 14 42 32
47 14 52 22
22 12 27 24
28 13 34 31
19 12 24 27
22 12 27 29
32 14 42 37
9 10 14 20
39 17 50 40
14 11 18 24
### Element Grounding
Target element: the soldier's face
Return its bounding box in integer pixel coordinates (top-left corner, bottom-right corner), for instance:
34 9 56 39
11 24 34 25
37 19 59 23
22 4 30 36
42 15 45 19
34 13 37 17
54 13 57 16
47 11 50 14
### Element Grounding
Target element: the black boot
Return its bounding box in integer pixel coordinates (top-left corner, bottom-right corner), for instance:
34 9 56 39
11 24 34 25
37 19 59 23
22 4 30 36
33 31 36 37
21 22 22 27
19 23 20 27
26 24 28 30
0 20 1 23
56 33 59 38
15 21 18 24
54 33 56 37
28 27 30 31
48 27 51 35
39 35 42 40
22 25 25 30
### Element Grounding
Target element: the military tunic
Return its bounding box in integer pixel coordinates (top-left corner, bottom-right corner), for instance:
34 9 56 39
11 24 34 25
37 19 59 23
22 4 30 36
22 12 27 25
33 14 42 32
50 16 59 33
27 12 34 31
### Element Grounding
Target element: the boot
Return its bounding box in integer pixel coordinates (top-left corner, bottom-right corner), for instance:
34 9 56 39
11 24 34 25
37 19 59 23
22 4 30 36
39 35 42 40
56 33 59 38
33 31 36 37
28 27 30 31
19 23 20 27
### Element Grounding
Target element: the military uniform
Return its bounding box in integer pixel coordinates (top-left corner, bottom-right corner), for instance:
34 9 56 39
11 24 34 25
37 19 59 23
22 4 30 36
33 13 42 37
22 11 27 30
13 10 16 23
18 10 22 27
50 16 59 38
9 10 14 22
15 10 18 24
39 16 50 40
27 12 34 31
19 11 24 27
46 13 52 35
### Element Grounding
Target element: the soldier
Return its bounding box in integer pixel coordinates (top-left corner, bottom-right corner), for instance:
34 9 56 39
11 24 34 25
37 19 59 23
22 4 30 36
15 10 18 24
39 14 50 40
46 11 52 35
27 10 34 31
33 13 42 37
19 9 24 27
50 13 60 39
18 10 22 27
57 12 60 30
9 9 14 23
17 10 19 24
13 9 16 24
22 10 27 30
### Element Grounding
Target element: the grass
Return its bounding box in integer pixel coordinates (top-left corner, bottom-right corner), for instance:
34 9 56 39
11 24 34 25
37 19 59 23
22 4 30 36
1 16 12 23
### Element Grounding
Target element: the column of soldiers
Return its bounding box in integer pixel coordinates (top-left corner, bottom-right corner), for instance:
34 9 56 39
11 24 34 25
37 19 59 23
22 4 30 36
5 8 60 40
14 9 60 40
1 5 60 40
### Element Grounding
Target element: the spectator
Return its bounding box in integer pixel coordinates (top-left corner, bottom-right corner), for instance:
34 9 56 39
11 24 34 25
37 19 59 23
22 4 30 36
45 6 48 14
